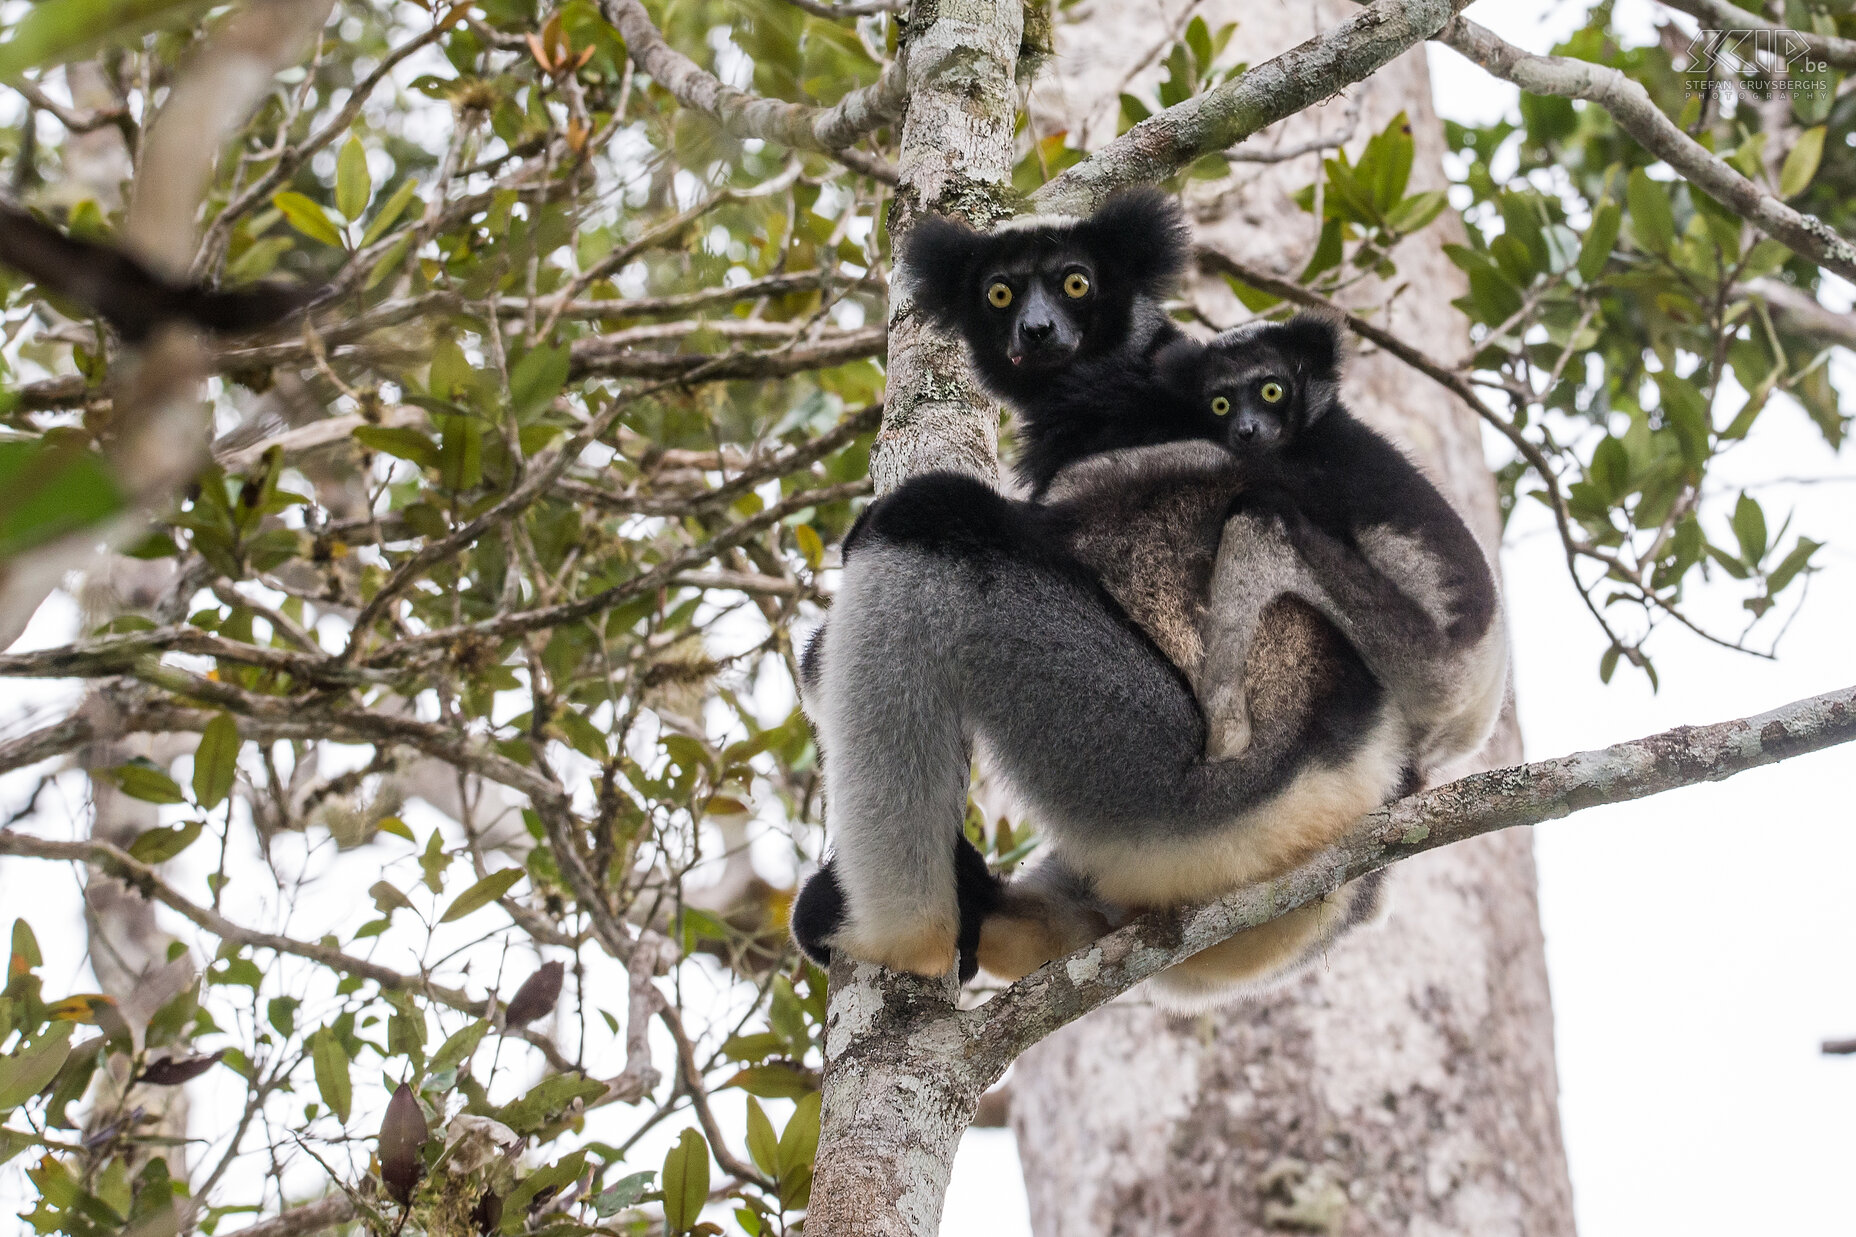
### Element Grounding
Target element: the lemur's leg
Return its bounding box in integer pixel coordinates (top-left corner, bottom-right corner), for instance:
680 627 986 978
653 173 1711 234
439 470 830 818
1195 512 1317 760
975 854 1118 981
800 536 978 976
792 834 1001 982
1275 511 1507 769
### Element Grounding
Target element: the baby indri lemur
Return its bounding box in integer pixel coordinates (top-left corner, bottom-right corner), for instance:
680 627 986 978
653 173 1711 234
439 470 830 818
792 189 1505 1006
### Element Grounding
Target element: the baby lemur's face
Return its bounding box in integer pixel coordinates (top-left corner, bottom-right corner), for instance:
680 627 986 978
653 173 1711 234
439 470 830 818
1194 348 1303 450
1162 314 1345 456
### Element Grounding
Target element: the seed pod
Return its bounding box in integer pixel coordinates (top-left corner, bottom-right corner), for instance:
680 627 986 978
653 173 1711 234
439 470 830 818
502 961 564 1029
378 1083 430 1204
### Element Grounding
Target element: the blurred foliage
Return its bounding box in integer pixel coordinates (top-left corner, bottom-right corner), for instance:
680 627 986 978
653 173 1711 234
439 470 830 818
0 0 1851 1234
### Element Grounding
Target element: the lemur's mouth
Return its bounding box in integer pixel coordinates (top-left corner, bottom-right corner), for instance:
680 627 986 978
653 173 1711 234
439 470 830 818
1007 341 1078 368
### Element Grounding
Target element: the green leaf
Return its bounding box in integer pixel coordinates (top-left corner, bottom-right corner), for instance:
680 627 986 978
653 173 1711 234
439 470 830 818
593 1171 654 1217
0 1024 73 1113
1383 189 1448 235
353 425 440 470
438 414 484 492
1598 645 1621 685
364 233 416 292
107 760 186 805
360 179 422 248
191 714 239 811
0 0 211 82
1766 537 1821 594
509 345 570 422
496 1074 605 1133
336 138 372 222
128 821 203 865
1731 493 1768 565
419 830 450 893
661 1129 711 1234
429 1019 488 1076
1578 201 1622 282
273 191 345 248
721 1062 815 1099
1625 169 1674 254
438 869 524 923
1222 274 1281 313
744 1096 778 1178
720 1032 785 1064
310 1028 352 1123
0 441 125 561
1299 217 1342 283
1778 125 1826 199
793 524 824 571
0 1126 37 1166
266 997 299 1037
1587 436 1630 500
774 1090 821 1182
502 1150 587 1231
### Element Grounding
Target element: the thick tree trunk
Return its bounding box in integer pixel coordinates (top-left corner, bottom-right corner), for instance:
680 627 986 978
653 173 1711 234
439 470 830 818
1008 4 1576 1234
806 1 1021 1232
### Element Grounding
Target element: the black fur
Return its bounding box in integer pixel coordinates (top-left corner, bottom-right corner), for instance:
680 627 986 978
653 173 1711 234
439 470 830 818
1174 316 1500 644
902 188 1196 497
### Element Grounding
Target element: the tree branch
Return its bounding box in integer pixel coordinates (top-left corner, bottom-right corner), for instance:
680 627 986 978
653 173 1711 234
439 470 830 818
221 1197 357 1237
366 479 870 662
1435 15 1856 284
569 324 885 381
597 0 904 152
1030 0 1473 213
973 683 1856 1064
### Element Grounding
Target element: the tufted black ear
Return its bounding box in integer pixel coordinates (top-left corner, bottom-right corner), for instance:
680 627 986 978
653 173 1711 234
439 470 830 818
901 214 987 330
1152 332 1210 397
1076 187 1190 300
1277 312 1345 383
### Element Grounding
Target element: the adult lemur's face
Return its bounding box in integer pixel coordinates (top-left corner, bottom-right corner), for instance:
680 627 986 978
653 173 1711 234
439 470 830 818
976 236 1099 371
900 188 1191 398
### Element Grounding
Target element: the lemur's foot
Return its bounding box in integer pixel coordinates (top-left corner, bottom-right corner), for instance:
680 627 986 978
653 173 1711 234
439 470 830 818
835 915 961 977
1204 707 1255 760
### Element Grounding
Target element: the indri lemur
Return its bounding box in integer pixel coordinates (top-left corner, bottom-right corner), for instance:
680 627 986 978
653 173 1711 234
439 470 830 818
792 190 1503 1005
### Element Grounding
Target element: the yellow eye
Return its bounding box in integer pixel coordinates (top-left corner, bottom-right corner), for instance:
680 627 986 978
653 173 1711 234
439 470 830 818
1211 396 1231 416
1063 272 1090 298
987 282 1013 308
1260 380 1285 404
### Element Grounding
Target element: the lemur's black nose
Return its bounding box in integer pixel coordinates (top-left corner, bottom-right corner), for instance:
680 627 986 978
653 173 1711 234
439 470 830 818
1235 421 1258 439
1021 320 1054 341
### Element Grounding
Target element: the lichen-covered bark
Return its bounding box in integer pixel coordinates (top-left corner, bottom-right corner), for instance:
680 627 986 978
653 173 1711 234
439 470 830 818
807 0 1022 1229
1007 4 1577 1234
808 966 988 1237
865 0 1023 495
